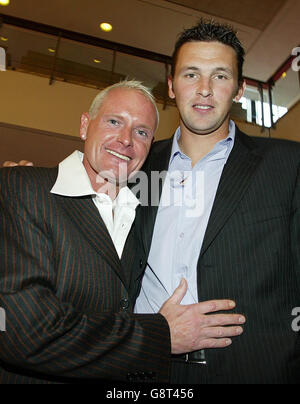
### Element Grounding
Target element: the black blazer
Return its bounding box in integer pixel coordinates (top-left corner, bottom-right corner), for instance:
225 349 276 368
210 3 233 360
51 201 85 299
0 167 170 384
135 128 300 384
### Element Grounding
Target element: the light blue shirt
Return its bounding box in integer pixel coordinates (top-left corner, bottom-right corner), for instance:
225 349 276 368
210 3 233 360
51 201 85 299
135 121 236 314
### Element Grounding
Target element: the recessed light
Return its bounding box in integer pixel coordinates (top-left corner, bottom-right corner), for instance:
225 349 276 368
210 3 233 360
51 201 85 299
0 0 10 6
93 59 101 64
48 48 55 53
100 23 113 32
0 37 8 42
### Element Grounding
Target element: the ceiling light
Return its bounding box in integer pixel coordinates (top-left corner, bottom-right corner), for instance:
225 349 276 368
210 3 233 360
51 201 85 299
48 48 55 53
0 37 8 42
100 23 113 32
0 0 10 6
93 59 101 64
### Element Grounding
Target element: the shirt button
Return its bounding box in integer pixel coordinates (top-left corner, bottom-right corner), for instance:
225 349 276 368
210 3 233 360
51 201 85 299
120 298 130 311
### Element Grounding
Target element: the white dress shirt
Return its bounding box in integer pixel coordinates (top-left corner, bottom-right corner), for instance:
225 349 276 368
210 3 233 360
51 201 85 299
51 151 140 258
135 121 236 313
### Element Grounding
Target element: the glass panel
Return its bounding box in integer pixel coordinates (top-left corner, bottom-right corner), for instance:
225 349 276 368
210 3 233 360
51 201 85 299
54 38 116 88
114 52 168 100
237 83 262 125
237 78 296 128
272 66 300 111
0 24 58 72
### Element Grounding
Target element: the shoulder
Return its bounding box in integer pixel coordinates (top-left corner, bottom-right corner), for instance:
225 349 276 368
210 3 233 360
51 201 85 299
236 128 300 160
140 137 172 177
151 137 173 155
0 167 58 200
142 137 173 170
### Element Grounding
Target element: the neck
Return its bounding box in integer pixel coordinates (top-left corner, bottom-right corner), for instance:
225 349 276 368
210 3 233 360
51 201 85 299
179 120 231 166
83 158 120 200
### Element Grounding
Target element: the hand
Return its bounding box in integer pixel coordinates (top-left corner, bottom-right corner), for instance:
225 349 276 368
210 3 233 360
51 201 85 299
159 279 246 355
2 160 34 167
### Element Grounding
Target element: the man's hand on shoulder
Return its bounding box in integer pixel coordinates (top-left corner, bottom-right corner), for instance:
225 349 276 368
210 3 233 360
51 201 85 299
159 279 246 354
2 160 34 167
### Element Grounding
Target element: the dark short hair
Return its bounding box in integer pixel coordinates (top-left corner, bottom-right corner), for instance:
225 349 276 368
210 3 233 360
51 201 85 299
171 19 245 86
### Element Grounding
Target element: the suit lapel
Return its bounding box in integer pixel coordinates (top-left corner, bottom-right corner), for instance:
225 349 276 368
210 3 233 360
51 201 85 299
121 220 140 302
55 194 128 289
136 130 263 282
139 138 173 257
199 129 263 258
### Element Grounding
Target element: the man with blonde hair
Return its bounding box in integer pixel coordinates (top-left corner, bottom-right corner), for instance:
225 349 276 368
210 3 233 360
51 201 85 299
0 80 244 384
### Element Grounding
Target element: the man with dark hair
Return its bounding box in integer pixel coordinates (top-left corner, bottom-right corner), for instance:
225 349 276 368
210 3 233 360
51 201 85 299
0 80 245 384
135 20 300 384
171 19 245 86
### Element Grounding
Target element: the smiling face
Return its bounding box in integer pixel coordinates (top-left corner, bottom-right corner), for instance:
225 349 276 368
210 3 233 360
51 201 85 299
80 87 157 192
169 41 245 139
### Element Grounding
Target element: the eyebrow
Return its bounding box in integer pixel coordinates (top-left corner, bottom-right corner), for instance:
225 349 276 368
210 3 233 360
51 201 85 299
181 66 234 75
103 113 124 120
103 114 154 131
214 67 234 75
136 124 156 133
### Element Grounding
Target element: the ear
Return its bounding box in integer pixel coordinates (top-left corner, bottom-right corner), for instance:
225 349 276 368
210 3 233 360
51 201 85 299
80 113 90 141
234 80 246 103
168 76 176 100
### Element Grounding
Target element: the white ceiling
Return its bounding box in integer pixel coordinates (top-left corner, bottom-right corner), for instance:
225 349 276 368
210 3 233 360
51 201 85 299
1 0 299 82
166 0 287 31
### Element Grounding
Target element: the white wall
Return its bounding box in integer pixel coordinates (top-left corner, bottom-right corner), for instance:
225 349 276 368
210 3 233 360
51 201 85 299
0 70 179 142
0 69 298 159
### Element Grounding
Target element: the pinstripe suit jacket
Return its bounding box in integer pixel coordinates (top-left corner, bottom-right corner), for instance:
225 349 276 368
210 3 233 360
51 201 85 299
0 167 170 384
136 128 300 384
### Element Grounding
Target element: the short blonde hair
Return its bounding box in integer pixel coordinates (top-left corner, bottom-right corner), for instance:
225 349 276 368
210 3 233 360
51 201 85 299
89 80 159 129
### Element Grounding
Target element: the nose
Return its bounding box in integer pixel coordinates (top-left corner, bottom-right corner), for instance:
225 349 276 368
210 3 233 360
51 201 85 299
118 127 133 147
197 77 213 98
